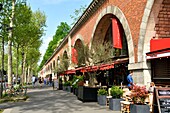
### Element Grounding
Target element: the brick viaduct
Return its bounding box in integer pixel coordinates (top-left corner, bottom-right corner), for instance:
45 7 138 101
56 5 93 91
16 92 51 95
40 0 170 85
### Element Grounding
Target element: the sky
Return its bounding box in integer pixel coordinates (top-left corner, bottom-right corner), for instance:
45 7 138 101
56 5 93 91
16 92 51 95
27 0 92 64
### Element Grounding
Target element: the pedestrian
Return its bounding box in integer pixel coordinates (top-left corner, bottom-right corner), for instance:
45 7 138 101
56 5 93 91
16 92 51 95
43 77 47 86
17 77 21 84
12 76 16 85
49 75 52 86
32 75 36 88
127 70 134 90
39 77 43 87
148 82 155 93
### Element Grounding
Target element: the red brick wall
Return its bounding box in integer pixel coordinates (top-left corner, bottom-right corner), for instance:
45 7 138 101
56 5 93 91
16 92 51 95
71 0 147 62
155 0 170 38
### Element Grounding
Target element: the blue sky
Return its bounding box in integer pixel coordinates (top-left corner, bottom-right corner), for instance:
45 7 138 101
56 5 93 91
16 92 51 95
27 0 92 64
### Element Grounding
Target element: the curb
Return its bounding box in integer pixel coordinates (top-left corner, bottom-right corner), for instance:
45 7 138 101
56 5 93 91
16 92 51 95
2 108 12 113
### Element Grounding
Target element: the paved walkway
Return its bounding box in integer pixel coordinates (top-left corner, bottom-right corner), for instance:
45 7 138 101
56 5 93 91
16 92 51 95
0 87 120 113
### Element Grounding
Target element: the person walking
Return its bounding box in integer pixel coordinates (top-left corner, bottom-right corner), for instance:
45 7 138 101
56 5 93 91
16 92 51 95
32 75 36 88
127 71 134 90
43 77 47 86
39 77 43 87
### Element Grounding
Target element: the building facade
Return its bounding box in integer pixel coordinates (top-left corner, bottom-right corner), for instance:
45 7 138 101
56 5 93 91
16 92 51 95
40 0 170 86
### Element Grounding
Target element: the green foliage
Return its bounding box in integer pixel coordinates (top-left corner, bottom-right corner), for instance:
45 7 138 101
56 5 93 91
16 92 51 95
110 86 123 98
98 88 107 95
70 5 87 26
77 41 113 67
71 75 84 88
63 81 71 86
54 56 69 73
39 22 70 71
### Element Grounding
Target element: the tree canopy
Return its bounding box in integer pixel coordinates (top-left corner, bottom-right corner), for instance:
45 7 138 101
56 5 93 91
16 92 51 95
38 22 70 71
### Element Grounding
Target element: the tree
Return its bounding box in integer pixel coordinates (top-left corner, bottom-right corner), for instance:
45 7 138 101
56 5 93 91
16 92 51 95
39 22 70 71
7 0 15 88
70 5 87 26
13 2 32 81
54 55 69 74
77 41 113 66
17 9 46 84
76 41 113 86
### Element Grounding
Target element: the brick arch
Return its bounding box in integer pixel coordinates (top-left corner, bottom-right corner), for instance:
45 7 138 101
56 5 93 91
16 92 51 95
72 34 85 47
62 50 68 59
137 0 154 62
90 5 135 64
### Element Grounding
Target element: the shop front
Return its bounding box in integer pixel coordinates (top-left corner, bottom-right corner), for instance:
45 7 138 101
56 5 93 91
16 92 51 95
146 38 170 86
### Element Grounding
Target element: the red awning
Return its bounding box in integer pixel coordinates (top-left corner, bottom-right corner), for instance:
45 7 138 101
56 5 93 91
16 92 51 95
79 63 114 72
99 63 114 70
146 38 170 60
72 48 78 64
78 66 99 73
112 18 123 49
150 38 170 52
62 58 129 73
146 48 170 60
64 69 76 75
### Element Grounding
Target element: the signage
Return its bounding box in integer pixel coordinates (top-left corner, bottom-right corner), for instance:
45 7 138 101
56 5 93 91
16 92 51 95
155 88 170 113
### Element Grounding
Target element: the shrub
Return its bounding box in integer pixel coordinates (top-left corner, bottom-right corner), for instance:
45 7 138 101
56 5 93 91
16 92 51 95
130 85 149 104
63 81 71 86
110 86 123 98
98 88 107 95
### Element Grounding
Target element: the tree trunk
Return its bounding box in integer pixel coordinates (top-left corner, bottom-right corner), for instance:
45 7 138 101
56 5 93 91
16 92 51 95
21 51 26 84
7 0 15 88
24 65 27 84
21 52 26 84
1 32 4 98
27 66 30 84
16 45 19 82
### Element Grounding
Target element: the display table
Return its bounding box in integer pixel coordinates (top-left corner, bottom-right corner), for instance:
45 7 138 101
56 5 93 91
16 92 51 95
77 86 99 102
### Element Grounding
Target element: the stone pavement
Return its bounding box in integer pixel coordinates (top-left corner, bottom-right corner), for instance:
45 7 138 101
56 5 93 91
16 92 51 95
0 87 120 113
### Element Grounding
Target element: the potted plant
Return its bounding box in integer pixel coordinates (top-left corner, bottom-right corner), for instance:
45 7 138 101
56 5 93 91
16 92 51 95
71 75 79 95
130 85 150 113
97 88 107 106
58 77 63 90
109 86 124 111
63 81 71 92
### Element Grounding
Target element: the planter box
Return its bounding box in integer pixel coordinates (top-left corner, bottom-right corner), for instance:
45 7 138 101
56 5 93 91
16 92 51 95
73 88 78 96
63 86 71 92
67 86 71 92
130 104 150 113
59 83 63 90
97 95 107 106
109 98 124 111
77 86 99 102
63 86 67 91
75 88 78 96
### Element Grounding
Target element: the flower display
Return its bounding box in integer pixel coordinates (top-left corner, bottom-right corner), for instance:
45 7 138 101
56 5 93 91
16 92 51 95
130 85 149 104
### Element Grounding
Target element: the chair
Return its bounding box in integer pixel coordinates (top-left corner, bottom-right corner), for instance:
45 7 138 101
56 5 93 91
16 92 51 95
106 88 112 106
120 101 131 113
